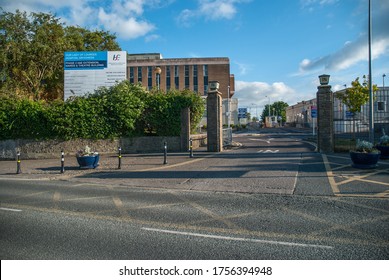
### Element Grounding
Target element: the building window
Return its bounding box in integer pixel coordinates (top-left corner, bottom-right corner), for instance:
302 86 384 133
147 66 152 90
185 65 190 89
137 67 142 83
203 65 208 95
166 66 171 91
174 65 179 89
193 65 198 92
377 101 386 111
129 67 134 83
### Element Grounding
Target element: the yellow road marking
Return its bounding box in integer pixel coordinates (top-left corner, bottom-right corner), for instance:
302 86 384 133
53 191 61 209
1 190 52 202
3 202 387 247
137 156 209 172
112 196 128 217
169 190 241 229
322 154 340 195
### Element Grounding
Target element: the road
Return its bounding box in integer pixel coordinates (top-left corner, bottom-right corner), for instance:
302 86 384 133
1 129 388 259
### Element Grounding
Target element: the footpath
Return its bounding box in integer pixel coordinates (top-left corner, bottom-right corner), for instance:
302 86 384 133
0 147 388 198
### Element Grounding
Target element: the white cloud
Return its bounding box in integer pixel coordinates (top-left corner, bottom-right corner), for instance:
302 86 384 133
0 0 163 40
199 0 237 20
98 8 155 39
234 80 296 108
300 0 338 10
298 0 389 74
233 61 249 76
177 0 250 26
145 34 160 42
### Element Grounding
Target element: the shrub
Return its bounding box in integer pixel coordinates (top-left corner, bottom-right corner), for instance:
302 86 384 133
0 81 204 140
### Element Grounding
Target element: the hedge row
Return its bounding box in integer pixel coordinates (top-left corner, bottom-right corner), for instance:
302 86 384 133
0 81 205 140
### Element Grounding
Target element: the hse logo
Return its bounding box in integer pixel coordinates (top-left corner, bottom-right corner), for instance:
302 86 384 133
112 54 121 61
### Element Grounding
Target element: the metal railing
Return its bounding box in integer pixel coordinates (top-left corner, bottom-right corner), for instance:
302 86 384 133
223 128 233 147
333 88 389 151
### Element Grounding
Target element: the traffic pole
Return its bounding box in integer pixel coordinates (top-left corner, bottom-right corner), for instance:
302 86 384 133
189 138 194 158
163 141 168 164
60 150 65 173
118 147 122 169
16 151 21 174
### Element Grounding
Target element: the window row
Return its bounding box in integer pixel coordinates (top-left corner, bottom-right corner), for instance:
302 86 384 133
129 65 208 94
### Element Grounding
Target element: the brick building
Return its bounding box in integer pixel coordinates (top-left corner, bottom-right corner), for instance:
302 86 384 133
126 53 235 99
286 98 317 128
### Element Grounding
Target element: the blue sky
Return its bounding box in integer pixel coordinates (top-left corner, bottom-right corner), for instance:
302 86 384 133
2 0 388 111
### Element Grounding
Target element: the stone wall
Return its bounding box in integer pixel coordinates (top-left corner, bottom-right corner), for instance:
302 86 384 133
0 136 206 160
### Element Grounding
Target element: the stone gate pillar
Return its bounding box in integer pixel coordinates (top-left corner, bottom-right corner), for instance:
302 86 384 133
207 81 223 152
317 74 334 153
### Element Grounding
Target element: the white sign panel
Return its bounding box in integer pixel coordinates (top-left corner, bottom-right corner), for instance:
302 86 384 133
64 51 127 100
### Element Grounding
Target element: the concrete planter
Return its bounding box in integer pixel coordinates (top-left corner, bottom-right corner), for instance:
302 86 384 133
376 145 389 159
76 154 100 169
350 151 380 169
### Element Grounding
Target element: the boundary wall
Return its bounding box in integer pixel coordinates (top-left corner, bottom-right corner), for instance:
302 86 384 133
0 135 207 160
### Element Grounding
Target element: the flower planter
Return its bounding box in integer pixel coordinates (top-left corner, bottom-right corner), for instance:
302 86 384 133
76 155 100 169
350 151 380 169
376 145 389 159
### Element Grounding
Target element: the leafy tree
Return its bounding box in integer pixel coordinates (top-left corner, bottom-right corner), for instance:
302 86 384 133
0 9 120 100
260 101 288 123
335 76 378 139
335 76 378 114
64 26 120 51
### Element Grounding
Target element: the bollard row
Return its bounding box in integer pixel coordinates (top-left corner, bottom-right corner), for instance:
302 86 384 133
15 142 179 174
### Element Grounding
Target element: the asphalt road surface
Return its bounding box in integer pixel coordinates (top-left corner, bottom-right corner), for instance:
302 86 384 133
1 129 388 259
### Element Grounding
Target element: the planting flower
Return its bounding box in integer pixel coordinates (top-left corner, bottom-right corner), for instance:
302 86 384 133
76 145 98 157
354 140 378 153
379 135 389 146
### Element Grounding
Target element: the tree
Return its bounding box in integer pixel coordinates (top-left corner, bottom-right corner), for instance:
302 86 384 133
335 76 378 138
64 26 120 51
335 77 377 114
260 101 288 123
0 9 121 100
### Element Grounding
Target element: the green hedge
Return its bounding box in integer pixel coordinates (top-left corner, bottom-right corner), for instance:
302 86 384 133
0 81 205 140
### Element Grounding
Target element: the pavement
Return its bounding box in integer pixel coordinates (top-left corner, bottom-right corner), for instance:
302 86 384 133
1 141 388 198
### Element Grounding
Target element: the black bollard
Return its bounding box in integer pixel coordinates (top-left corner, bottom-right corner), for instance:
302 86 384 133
189 138 194 158
163 141 168 164
60 150 65 173
118 147 122 169
16 151 21 174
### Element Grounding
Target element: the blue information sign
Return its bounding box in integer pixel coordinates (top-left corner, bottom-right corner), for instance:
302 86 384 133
311 106 317 118
238 108 247 119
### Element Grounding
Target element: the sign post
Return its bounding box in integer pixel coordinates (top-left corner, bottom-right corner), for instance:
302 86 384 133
311 106 317 135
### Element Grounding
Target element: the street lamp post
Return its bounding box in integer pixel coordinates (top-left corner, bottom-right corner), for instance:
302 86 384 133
383 74 386 90
227 85 230 128
265 96 271 128
154 66 162 90
368 0 374 143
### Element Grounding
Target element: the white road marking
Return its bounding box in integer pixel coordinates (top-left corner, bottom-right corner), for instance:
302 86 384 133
142 227 333 249
0 177 49 181
249 138 272 144
257 150 279 153
0 207 22 212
